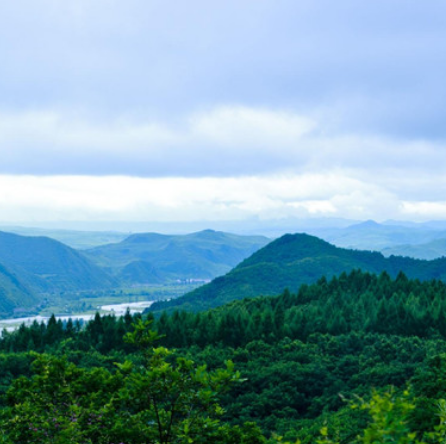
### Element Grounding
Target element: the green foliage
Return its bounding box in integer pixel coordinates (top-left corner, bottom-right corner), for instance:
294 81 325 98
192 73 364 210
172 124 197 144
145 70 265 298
146 271 446 439
352 390 418 444
274 389 446 444
4 271 446 441
1 354 114 443
0 319 265 443
153 270 446 347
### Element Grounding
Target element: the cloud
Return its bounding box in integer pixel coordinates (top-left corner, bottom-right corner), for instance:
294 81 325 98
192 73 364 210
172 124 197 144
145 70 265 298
401 201 446 219
1 169 445 223
189 106 315 148
1 106 445 180
1 1 446 223
0 106 313 176
0 173 407 223
1 1 446 139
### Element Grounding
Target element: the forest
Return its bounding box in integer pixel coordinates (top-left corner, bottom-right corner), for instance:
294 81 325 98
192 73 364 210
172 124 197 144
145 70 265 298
2 270 446 442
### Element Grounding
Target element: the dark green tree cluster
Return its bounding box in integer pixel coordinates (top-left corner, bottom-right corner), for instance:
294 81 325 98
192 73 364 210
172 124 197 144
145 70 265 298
0 310 139 354
154 271 446 348
3 270 446 442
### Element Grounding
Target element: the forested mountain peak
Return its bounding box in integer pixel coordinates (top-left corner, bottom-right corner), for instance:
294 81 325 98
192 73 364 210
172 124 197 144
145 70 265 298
238 232 338 267
149 232 446 313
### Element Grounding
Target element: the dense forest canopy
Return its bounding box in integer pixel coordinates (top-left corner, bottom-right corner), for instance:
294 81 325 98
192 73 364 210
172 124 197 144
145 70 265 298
2 270 446 442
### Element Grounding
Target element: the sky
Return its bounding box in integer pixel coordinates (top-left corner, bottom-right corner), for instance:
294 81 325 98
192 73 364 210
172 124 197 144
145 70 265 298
1 0 446 227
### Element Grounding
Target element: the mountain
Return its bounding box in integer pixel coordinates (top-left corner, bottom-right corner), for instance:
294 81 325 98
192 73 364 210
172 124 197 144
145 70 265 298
0 262 39 317
84 230 270 284
381 238 446 260
118 261 164 285
322 220 446 250
149 232 446 312
321 220 446 259
0 231 116 294
0 226 128 249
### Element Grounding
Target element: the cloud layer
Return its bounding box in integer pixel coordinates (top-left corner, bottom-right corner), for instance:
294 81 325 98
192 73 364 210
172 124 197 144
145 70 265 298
1 1 446 222
1 106 445 180
1 1 446 137
0 173 444 223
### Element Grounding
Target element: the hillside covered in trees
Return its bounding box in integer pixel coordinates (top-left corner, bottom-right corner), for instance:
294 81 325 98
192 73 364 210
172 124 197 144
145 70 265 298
0 263 38 318
2 271 446 442
150 233 446 313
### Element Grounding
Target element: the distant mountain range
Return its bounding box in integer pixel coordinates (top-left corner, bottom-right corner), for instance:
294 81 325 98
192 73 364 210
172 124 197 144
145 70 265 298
149 233 446 313
4 221 446 318
0 231 116 293
84 230 270 284
0 229 269 318
6 218 446 258
381 239 446 260
321 220 446 251
0 226 128 249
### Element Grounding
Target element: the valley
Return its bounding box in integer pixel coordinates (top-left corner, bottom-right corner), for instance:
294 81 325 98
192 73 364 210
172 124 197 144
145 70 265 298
0 228 267 320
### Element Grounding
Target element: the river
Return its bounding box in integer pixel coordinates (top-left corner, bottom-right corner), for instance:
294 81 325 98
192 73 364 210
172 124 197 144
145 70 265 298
0 300 155 331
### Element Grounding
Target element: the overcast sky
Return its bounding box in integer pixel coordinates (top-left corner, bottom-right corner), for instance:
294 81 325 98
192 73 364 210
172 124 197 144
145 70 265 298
1 0 446 226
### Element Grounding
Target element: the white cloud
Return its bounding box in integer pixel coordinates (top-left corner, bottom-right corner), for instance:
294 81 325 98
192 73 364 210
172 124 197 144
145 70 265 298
1 2 445 224
1 105 446 223
0 173 405 223
1 171 445 223
189 106 316 149
1 106 445 180
401 201 446 218
0 106 317 176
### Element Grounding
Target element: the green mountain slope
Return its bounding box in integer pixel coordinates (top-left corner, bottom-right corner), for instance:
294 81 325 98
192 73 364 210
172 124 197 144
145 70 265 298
118 260 164 285
85 230 269 283
149 232 446 312
0 262 39 317
150 270 446 440
0 231 117 293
